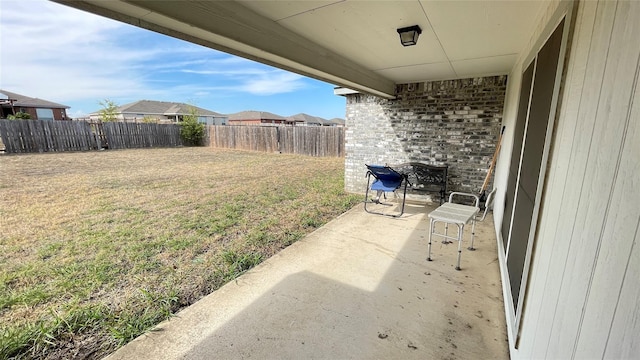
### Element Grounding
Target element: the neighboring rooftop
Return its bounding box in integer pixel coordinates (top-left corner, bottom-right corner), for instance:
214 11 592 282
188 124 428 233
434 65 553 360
0 89 70 109
229 111 344 126
91 100 224 117
228 110 287 121
329 118 346 126
287 113 327 126
0 91 338 125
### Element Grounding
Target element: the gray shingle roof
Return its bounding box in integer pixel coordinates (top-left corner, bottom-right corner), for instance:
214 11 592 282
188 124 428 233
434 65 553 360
0 89 70 109
112 100 223 116
329 118 346 125
287 113 332 125
228 110 286 121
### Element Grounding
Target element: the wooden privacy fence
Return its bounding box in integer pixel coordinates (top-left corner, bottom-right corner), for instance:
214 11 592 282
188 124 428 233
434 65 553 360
0 120 183 153
101 122 183 150
208 125 279 153
0 119 95 153
0 121 344 157
208 125 345 157
279 126 345 157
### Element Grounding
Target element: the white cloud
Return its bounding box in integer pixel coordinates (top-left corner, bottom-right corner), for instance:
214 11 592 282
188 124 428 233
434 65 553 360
239 71 307 95
0 0 157 102
0 0 314 116
181 66 307 96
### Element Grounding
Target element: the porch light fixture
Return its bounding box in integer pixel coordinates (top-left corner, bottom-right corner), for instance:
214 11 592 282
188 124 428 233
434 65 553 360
396 25 422 46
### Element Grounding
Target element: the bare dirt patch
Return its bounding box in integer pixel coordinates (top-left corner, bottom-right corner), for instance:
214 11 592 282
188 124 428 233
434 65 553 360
0 147 360 359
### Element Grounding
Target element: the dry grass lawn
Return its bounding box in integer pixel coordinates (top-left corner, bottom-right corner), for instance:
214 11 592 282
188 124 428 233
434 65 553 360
0 147 360 359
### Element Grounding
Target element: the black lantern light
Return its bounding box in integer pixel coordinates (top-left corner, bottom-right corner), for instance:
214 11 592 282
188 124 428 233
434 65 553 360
396 25 422 47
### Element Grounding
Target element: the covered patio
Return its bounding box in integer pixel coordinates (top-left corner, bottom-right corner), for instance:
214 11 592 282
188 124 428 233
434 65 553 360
106 202 507 359
57 1 640 359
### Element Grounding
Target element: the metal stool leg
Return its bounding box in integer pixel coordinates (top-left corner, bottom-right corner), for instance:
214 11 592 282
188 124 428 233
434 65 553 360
442 223 452 244
468 218 477 251
455 224 464 270
427 218 434 261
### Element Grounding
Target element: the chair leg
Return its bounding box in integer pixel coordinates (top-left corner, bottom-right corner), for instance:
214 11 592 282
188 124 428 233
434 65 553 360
427 218 434 261
364 177 407 218
364 175 373 212
455 224 464 270
397 180 408 217
467 219 477 251
442 223 451 244
364 175 386 214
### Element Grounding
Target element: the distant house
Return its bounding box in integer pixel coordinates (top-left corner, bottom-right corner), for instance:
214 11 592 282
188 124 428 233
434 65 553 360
228 111 291 126
287 113 345 127
287 113 326 126
328 118 345 127
0 89 70 120
88 100 227 125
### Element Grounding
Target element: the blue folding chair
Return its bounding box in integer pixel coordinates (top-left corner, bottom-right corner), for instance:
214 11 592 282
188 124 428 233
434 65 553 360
364 164 409 217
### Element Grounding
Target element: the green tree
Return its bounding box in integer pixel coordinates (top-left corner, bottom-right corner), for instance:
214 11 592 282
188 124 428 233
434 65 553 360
142 115 157 123
179 105 205 146
98 99 119 122
7 111 31 120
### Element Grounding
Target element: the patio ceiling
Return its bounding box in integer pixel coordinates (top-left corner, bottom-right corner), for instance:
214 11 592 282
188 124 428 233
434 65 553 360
55 0 544 98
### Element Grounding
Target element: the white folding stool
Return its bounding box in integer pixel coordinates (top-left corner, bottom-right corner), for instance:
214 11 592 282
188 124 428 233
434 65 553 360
427 189 495 270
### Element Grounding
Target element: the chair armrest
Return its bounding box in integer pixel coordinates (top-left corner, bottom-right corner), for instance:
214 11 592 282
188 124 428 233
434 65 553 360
478 188 498 221
448 192 480 207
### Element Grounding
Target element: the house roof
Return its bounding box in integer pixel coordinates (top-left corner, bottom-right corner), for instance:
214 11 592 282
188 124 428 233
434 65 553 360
0 89 70 109
103 100 224 117
228 110 286 121
329 118 346 126
287 113 329 125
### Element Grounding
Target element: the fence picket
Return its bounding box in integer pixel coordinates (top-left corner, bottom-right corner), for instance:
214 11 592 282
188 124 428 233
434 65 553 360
206 125 344 157
0 121 342 157
0 120 185 153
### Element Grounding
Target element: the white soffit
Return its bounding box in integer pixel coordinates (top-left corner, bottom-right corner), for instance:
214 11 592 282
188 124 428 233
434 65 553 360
239 0 544 82
375 62 457 84
252 1 449 70
57 0 546 95
420 0 545 62
235 0 342 21
451 54 520 78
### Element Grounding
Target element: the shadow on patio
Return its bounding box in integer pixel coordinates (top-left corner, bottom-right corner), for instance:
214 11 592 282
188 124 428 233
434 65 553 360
106 201 508 360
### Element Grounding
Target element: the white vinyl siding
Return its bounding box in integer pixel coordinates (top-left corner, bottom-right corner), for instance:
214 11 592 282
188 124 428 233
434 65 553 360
496 0 640 358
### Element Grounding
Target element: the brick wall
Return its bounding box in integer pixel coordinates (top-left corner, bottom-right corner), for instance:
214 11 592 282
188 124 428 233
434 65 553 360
345 76 507 200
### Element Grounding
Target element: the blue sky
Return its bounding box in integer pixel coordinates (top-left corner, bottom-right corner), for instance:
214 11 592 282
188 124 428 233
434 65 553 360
0 0 346 120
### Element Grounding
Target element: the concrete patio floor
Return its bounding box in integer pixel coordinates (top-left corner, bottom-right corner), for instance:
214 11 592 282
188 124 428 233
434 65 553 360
106 201 509 360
